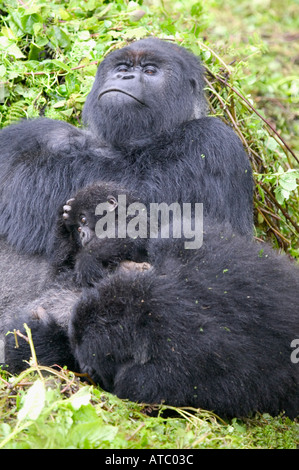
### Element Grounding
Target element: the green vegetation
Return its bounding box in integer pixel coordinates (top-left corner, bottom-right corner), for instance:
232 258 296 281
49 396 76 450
1 364 299 449
0 0 298 449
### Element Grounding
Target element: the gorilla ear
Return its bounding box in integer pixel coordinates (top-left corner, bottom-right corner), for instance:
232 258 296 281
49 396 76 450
107 195 118 212
190 78 198 93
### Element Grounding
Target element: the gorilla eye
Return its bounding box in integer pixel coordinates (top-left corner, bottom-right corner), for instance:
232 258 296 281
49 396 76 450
79 215 87 225
116 64 130 73
143 65 157 75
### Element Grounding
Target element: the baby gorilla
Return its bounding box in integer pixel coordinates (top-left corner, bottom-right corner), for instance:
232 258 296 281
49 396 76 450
51 182 149 286
5 182 299 419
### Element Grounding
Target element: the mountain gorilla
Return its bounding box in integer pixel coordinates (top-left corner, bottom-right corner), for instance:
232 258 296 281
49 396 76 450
0 38 253 259
51 182 149 286
1 39 298 419
4 181 299 419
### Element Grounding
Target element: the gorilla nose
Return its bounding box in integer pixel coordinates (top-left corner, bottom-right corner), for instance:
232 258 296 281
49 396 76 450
122 74 135 80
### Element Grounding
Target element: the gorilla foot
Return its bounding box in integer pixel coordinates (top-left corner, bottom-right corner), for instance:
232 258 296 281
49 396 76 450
62 198 75 220
119 261 152 273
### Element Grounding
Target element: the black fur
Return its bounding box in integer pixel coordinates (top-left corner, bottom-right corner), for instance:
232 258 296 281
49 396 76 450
51 182 148 285
4 182 299 418
4 285 80 373
0 38 253 257
69 228 299 418
3 39 295 419
0 237 51 336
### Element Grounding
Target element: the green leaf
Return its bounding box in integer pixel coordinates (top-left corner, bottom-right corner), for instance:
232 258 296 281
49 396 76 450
0 65 6 78
69 386 92 410
191 2 204 17
60 109 74 118
17 379 46 422
8 43 26 59
33 23 43 37
9 11 43 35
35 36 49 48
28 43 41 61
0 37 25 58
51 60 72 72
257 184 265 202
22 14 44 35
122 27 148 40
274 186 290 205
59 9 71 21
279 171 298 191
53 100 66 108
69 421 118 447
49 26 71 50
1 27 16 40
8 70 21 80
202 50 211 61
78 31 91 41
266 137 279 152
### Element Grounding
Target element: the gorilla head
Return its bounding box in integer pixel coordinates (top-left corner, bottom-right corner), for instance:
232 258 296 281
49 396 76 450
51 181 148 285
82 38 206 147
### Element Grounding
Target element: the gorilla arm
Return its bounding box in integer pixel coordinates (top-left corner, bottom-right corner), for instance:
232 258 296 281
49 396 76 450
0 237 52 338
0 118 104 255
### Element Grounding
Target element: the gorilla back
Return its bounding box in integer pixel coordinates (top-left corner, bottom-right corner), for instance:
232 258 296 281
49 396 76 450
0 38 253 256
70 229 299 419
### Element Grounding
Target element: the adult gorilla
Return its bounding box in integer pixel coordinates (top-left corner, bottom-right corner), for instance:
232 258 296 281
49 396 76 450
0 38 253 257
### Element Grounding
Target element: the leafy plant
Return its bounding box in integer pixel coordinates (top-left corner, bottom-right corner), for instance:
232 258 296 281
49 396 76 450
1 362 299 449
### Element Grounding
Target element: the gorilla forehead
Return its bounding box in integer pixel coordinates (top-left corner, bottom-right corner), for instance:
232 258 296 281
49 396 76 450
100 38 202 75
70 181 138 210
112 39 170 63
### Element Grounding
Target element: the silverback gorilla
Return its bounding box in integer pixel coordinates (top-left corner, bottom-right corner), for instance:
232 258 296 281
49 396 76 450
4 181 299 419
0 38 253 258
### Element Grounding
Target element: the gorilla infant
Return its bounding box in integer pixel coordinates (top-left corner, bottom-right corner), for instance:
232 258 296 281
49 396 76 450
5 182 299 419
51 182 149 286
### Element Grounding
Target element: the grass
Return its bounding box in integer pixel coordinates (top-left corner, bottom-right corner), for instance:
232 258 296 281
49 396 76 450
1 365 299 449
0 0 298 449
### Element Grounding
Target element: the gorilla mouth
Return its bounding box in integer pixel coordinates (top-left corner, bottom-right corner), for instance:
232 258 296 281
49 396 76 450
98 89 145 106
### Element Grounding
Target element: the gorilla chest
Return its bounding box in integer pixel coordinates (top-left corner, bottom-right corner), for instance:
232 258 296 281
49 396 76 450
96 147 194 205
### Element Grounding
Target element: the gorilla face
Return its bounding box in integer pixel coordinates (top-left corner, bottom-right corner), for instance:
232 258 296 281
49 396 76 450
82 38 206 147
51 182 148 286
62 185 120 248
97 60 162 107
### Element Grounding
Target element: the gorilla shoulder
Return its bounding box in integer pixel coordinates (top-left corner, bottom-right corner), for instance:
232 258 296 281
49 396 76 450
0 118 93 160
